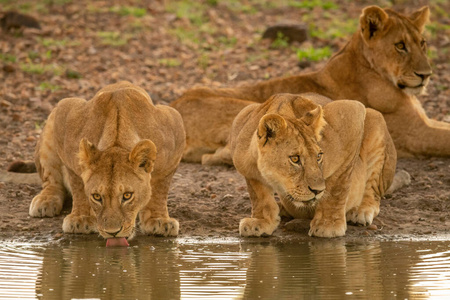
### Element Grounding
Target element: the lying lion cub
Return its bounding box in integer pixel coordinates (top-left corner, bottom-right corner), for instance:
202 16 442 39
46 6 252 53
230 93 396 238
30 81 185 242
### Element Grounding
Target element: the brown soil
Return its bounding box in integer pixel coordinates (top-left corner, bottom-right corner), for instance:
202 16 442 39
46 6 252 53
0 0 449 243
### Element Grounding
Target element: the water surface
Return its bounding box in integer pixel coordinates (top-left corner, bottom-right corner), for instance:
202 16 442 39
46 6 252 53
0 238 449 299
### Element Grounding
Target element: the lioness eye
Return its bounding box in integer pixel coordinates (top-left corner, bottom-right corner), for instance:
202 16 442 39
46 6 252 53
317 152 323 162
395 42 406 51
123 192 133 201
92 193 102 202
290 155 300 164
420 39 426 48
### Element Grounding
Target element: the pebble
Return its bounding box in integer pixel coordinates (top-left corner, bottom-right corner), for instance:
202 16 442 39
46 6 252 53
0 100 12 107
367 224 378 230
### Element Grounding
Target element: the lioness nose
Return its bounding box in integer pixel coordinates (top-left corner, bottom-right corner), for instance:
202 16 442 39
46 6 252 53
105 227 122 237
414 71 432 80
308 186 324 195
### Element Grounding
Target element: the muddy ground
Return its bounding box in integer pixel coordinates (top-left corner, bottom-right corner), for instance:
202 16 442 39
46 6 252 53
0 0 449 243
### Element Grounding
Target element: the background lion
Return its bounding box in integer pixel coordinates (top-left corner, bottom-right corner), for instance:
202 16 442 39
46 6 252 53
30 81 185 243
171 5 450 164
230 93 396 238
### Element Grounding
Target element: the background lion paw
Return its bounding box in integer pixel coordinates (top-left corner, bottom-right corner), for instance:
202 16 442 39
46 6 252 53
239 217 280 237
140 217 179 236
62 214 97 234
346 206 378 226
29 193 64 217
309 217 346 238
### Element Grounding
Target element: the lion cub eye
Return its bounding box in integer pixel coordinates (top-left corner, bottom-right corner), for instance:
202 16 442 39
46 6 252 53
92 193 102 202
395 42 406 52
123 192 133 201
289 155 300 164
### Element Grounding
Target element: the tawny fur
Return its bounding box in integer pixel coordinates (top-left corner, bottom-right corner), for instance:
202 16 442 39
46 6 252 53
31 81 185 239
171 6 450 163
229 93 396 238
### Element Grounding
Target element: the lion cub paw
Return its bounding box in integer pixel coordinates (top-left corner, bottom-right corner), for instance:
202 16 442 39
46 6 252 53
29 192 64 217
239 217 280 237
309 216 347 238
346 206 378 226
62 214 98 234
140 217 179 237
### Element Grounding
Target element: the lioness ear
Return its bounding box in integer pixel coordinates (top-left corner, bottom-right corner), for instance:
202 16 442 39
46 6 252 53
301 106 327 141
257 114 287 147
409 6 429 33
79 139 99 171
360 6 389 41
129 140 157 173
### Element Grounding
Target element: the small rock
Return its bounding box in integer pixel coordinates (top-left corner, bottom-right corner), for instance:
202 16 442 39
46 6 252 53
25 136 36 142
53 232 63 239
262 23 308 44
2 65 15 73
222 194 234 201
0 100 12 108
367 224 377 230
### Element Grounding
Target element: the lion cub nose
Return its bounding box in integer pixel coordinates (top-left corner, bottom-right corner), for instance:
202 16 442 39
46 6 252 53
308 186 324 195
105 227 122 237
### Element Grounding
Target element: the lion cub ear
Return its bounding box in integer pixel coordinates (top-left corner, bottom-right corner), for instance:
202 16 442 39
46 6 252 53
257 114 287 147
301 106 327 141
129 140 157 173
359 6 389 41
409 6 430 33
79 139 100 171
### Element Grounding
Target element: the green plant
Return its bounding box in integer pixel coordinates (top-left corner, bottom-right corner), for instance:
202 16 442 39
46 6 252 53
270 32 289 48
0 53 16 63
289 0 338 10
170 27 201 45
217 36 237 48
109 6 146 17
158 58 182 67
97 31 130 46
297 46 332 62
198 52 210 70
27 51 40 60
38 82 60 92
20 63 63 75
65 69 82 79
166 1 207 26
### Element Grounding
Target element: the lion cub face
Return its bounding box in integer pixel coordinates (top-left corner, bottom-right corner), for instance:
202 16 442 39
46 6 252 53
79 139 157 239
256 107 326 208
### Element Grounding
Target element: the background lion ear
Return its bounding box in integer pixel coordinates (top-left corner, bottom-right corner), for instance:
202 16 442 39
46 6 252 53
301 106 327 141
409 6 429 33
129 140 157 173
257 114 287 147
359 6 389 41
79 139 99 171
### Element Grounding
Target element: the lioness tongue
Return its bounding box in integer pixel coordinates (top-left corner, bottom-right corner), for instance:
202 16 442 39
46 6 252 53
106 237 129 247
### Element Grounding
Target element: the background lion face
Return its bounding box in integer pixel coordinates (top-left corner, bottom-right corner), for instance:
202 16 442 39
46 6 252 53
360 6 432 95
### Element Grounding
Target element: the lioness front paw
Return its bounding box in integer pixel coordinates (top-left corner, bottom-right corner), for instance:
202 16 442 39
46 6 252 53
62 214 97 234
29 192 64 217
239 217 280 237
346 205 378 226
309 216 346 238
140 217 179 237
